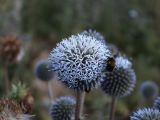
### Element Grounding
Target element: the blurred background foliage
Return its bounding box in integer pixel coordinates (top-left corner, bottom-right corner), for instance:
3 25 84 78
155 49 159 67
0 0 160 120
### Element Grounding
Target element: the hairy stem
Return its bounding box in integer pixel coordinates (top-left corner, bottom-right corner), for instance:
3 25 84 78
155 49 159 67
75 91 86 120
109 96 117 120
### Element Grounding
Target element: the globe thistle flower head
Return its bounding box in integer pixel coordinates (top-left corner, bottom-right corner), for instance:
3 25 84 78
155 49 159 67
154 97 160 111
49 34 112 92
0 35 21 64
81 29 106 44
35 59 54 81
140 81 159 100
101 56 136 97
130 108 160 120
50 96 76 120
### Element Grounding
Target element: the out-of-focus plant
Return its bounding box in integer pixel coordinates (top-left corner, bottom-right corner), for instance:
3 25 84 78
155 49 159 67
101 56 136 120
10 82 28 102
0 99 34 120
34 59 55 100
0 35 21 95
9 82 34 114
140 81 159 101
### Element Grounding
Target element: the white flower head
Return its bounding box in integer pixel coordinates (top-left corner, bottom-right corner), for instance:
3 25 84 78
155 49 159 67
49 34 111 92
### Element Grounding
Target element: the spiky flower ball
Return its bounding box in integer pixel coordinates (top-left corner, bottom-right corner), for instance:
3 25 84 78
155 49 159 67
81 29 106 44
0 35 21 63
49 34 111 92
35 59 54 81
50 96 76 120
140 81 159 100
130 108 160 120
154 97 160 111
0 99 33 120
101 56 136 97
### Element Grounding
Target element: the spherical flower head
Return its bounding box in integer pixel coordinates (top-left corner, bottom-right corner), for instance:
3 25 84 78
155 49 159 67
81 29 106 44
49 34 112 92
34 59 54 81
154 97 160 111
101 56 136 97
140 81 159 100
50 96 76 120
130 108 160 120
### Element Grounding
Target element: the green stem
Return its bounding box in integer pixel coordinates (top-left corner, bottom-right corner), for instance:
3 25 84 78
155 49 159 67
109 96 117 120
4 63 10 96
48 80 54 101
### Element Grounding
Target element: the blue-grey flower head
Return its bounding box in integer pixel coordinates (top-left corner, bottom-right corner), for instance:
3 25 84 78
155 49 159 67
101 56 136 97
140 81 159 100
130 108 160 120
49 34 112 92
34 59 54 81
50 96 76 120
154 97 160 111
81 29 106 44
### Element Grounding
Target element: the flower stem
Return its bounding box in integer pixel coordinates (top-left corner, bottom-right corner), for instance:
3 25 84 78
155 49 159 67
75 91 85 120
48 80 54 101
109 96 117 120
4 63 10 96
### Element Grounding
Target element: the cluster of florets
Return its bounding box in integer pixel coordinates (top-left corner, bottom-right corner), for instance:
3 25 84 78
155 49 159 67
101 56 136 97
49 32 112 92
50 96 76 120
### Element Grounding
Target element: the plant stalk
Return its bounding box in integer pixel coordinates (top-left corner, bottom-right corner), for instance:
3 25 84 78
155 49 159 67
48 80 54 101
75 90 86 120
4 63 9 96
109 96 117 120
